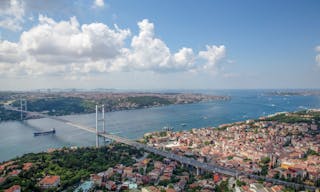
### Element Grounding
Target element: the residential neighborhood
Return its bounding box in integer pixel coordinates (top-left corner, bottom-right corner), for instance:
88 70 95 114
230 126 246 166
144 110 320 189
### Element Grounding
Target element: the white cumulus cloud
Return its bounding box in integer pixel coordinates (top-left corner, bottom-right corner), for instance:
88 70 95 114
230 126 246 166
127 19 173 71
0 16 226 77
199 45 226 70
0 0 25 31
20 15 130 64
121 19 224 73
94 0 105 7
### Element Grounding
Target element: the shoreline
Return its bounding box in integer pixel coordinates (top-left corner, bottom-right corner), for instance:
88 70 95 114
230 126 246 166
0 98 230 123
142 107 320 136
1 110 319 191
1 95 319 162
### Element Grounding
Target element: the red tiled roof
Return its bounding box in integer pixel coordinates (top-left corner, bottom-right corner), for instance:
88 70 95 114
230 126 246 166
4 185 21 192
0 177 6 183
271 185 283 192
8 170 21 176
146 186 161 192
23 163 33 171
39 175 60 185
0 161 14 172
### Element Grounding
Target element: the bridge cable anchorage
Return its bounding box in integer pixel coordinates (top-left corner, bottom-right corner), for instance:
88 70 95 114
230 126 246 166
20 98 27 121
95 104 106 147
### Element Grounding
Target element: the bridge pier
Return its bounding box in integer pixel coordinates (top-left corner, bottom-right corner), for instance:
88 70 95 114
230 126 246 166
196 167 200 176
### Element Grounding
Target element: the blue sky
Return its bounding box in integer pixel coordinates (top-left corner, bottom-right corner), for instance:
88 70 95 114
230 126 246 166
0 0 320 90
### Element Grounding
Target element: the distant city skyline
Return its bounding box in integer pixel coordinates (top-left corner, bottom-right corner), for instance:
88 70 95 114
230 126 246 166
0 0 320 90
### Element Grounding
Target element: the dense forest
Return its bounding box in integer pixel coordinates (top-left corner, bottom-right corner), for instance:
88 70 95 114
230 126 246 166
265 110 320 127
0 144 143 191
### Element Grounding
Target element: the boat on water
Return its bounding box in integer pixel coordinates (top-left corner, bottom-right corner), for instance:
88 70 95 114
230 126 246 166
162 126 174 131
33 128 56 136
181 123 187 127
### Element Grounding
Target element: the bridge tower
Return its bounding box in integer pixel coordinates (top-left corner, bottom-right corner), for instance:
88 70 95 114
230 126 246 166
95 104 106 147
20 98 27 121
196 167 200 176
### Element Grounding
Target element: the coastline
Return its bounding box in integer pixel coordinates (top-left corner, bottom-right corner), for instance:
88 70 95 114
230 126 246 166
1 92 320 163
0 97 230 123
1 109 320 191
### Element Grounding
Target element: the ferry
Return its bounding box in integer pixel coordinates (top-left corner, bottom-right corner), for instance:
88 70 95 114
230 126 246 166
33 128 56 136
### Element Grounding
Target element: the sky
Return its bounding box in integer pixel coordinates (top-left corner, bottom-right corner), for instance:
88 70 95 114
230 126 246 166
0 0 320 90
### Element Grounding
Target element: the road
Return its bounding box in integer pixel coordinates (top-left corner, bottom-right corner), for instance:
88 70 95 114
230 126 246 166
4 105 317 191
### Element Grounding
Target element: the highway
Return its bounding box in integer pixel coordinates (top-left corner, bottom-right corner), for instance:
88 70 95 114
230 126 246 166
4 105 317 191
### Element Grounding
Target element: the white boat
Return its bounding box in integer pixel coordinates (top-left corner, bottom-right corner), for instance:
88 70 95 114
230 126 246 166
162 126 174 131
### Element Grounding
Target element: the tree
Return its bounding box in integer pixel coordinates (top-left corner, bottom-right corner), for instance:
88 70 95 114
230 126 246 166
139 167 144 175
215 180 231 192
307 149 319 156
260 157 270 164
260 165 268 176
236 180 246 187
159 131 167 137
316 179 320 187
158 179 170 186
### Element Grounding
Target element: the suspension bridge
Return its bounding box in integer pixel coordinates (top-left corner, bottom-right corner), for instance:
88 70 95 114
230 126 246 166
3 100 317 191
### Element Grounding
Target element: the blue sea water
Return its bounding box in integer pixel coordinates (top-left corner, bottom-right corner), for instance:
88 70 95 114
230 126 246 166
0 90 319 162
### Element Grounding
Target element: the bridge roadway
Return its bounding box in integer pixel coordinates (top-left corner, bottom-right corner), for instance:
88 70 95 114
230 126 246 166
4 105 317 191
